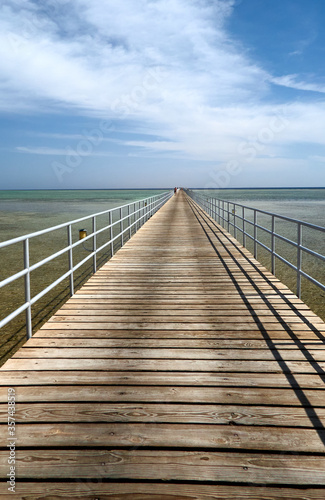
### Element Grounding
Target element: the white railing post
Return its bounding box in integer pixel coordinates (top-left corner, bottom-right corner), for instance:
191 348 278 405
109 211 114 257
120 207 124 246
242 207 246 247
24 239 32 339
297 223 302 298
128 204 131 239
254 210 257 259
92 216 97 273
67 224 74 296
271 215 275 275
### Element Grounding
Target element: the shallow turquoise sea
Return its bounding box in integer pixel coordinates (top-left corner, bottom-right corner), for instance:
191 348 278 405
194 188 325 227
1 188 324 241
0 189 169 241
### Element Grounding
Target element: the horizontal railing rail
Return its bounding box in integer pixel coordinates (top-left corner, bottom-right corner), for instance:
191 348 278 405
185 189 325 300
0 191 172 339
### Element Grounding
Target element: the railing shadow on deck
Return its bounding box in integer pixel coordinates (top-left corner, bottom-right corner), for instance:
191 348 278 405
185 189 325 318
187 195 325 447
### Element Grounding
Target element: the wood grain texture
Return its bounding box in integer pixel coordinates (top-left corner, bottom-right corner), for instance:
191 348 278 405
1 371 324 388
3 402 325 428
1 422 325 451
0 483 324 500
1 450 325 485
1 385 325 405
1 190 325 496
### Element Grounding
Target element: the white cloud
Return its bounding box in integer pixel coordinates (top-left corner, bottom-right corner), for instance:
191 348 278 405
1 0 325 177
0 0 266 114
15 146 113 156
271 74 325 94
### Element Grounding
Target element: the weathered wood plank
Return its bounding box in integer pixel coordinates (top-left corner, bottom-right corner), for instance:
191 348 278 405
4 402 325 427
1 450 325 485
2 483 325 500
3 357 325 373
47 314 317 325
33 328 324 340
12 347 325 361
37 321 324 332
1 423 325 452
1 386 324 406
68 296 309 305
22 338 325 349
0 371 324 388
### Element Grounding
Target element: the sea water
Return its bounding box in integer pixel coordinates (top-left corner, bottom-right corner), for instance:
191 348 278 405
0 189 169 241
195 188 325 227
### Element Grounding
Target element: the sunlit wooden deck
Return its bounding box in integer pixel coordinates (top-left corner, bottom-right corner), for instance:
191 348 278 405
1 190 325 498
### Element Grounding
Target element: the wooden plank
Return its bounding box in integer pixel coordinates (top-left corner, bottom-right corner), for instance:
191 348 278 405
1 423 325 452
22 338 325 349
68 295 311 306
47 314 317 324
5 402 325 427
33 329 324 340
3 357 325 373
61 303 312 312
12 347 325 361
1 449 325 485
62 292 308 304
3 483 325 500
37 322 324 332
1 386 324 406
55 307 317 316
1 371 324 388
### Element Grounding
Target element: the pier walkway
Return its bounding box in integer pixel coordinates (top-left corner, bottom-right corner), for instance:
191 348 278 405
1 191 325 498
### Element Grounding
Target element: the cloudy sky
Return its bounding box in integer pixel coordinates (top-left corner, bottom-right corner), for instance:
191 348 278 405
1 0 325 189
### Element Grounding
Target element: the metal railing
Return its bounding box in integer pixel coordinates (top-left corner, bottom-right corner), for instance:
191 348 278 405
185 189 325 299
0 191 172 340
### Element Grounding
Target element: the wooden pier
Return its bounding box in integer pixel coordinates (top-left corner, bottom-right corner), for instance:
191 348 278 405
1 190 325 498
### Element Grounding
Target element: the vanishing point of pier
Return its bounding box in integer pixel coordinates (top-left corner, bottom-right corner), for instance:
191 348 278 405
1 191 325 498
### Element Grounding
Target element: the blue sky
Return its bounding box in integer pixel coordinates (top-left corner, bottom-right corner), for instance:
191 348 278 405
1 0 325 189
